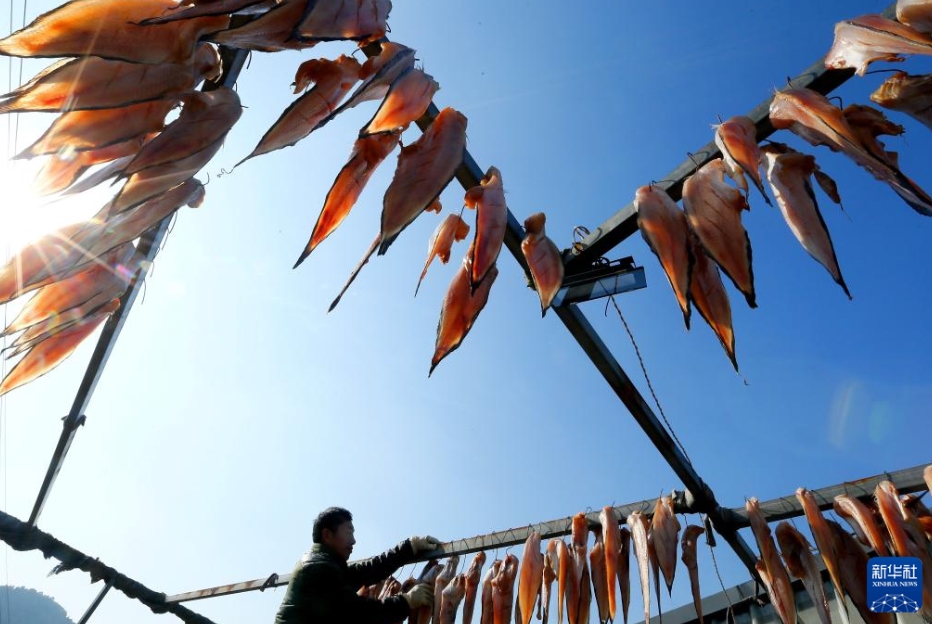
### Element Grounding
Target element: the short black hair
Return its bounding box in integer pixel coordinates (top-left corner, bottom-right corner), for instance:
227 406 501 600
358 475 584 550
312 507 353 543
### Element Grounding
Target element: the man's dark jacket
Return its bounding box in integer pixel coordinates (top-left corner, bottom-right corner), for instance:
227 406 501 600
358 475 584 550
274 539 415 624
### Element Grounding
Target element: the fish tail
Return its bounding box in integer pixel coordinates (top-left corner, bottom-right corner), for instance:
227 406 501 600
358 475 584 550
329 233 379 312
378 233 398 255
293 246 312 269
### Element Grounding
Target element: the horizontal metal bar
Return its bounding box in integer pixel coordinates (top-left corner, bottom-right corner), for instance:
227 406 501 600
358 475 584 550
167 461 931 603
552 266 646 307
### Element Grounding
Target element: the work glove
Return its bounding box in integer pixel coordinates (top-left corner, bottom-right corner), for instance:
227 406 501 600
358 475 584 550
409 535 441 555
402 583 434 610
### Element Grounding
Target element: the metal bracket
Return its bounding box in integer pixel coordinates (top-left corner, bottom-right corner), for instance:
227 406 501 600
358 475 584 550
553 257 646 307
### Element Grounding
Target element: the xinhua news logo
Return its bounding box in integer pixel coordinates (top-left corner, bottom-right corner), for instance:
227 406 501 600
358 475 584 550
867 557 922 613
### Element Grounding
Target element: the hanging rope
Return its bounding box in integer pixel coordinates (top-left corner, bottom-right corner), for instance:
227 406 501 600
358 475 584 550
0 508 218 624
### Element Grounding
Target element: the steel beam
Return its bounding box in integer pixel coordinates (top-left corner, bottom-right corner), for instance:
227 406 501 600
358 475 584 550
77 581 112 624
27 48 249 528
562 2 896 274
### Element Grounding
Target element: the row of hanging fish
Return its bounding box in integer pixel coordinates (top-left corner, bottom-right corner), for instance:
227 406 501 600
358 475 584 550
749 466 932 624
635 0 932 371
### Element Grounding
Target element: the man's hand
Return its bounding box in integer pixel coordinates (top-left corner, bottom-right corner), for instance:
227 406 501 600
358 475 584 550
409 535 441 555
402 583 434 610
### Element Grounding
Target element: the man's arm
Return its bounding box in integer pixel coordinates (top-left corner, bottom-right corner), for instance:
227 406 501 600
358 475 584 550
306 564 411 624
347 539 415 587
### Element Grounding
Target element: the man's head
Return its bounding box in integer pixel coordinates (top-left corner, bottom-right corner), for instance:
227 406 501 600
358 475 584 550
313 507 355 561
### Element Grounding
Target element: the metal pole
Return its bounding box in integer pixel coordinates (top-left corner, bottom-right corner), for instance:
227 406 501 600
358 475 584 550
165 461 930 603
26 47 249 528
76 581 112 624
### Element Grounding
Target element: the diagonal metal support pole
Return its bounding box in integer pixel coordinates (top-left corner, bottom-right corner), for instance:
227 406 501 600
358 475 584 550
77 580 112 624
27 47 249 528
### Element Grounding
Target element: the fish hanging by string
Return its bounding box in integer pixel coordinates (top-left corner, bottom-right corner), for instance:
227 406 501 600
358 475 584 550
746 498 796 624
842 104 904 164
796 487 848 616
825 520 896 624
491 554 518 624
540 540 558 624
713 115 770 205
121 87 243 177
360 68 439 137
293 0 391 43
775 522 832 624
618 527 631 624
430 246 497 375
0 297 120 397
832 494 890 557
462 552 486 624
635 184 693 327
520 212 563 316
0 43 221 114
416 213 470 296
688 235 738 371
480 559 502 624
600 506 621 623
813 170 844 211
568 513 591 624
414 561 444 624
825 14 932 76
556 540 570 624
682 158 756 308
238 55 362 166
140 0 276 24
515 532 544 624
680 525 704 624
315 41 416 132
769 87 932 216
0 0 229 64
433 556 460 624
589 528 610 624
646 530 661 622
871 71 932 132
17 98 176 159
650 495 680 597
760 143 850 298
295 132 400 268
463 166 507 292
627 511 651 624
32 134 153 196
207 0 312 52
898 0 932 34
380 107 467 255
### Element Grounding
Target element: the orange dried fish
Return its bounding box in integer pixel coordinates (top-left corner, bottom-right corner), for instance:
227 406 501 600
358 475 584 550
556 540 569 624
541 540 558 624
380 107 467 255
568 514 591 624
295 132 399 267
18 98 175 159
430 247 497 375
688 236 738 371
745 498 795 624
462 552 486 624
825 14 932 76
682 159 756 308
433 556 460 624
463 166 506 291
415 562 444 624
294 0 391 42
0 298 120 397
650 495 680 596
714 115 769 204
871 72 932 132
491 554 518 624
0 43 220 114
439 574 467 624
140 0 272 24
589 530 610 624
770 87 932 216
627 511 651 624
240 55 361 165
480 560 502 624
796 487 847 615
832 494 890 557
33 134 151 196
361 68 439 137
122 87 242 176
680 525 704 624
416 213 470 295
516 532 544 624
600 507 620 623
521 212 563 316
635 184 692 327
825 520 895 624
617 527 631 624
0 0 228 64
760 143 850 298
775 522 831 624
208 0 311 51
898 0 932 33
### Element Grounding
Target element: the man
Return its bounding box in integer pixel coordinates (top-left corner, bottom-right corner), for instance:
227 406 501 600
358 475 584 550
274 507 441 624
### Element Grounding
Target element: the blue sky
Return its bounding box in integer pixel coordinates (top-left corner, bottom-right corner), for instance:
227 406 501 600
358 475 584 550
0 0 929 623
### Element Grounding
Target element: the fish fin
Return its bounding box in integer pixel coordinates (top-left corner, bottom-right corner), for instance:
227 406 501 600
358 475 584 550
329 233 379 312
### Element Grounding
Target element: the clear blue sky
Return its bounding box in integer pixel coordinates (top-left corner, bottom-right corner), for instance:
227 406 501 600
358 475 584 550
0 1 929 623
